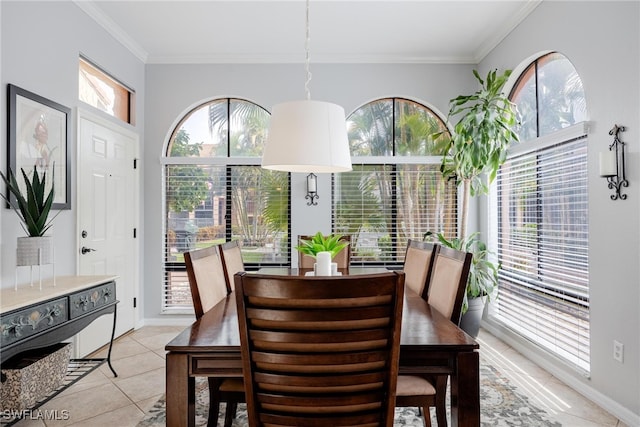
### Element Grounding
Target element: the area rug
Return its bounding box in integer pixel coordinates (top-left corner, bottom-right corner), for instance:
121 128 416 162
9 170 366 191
137 360 561 427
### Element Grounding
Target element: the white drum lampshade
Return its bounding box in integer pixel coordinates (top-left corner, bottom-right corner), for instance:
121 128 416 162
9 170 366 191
261 100 352 173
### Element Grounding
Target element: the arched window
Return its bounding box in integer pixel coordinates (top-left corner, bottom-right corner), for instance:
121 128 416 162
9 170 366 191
511 52 587 140
332 98 458 265
162 98 290 312
490 53 590 372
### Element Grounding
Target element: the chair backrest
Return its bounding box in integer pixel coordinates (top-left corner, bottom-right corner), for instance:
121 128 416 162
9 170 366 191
219 240 245 293
427 245 473 325
403 239 439 299
184 244 229 319
235 271 405 427
297 234 351 269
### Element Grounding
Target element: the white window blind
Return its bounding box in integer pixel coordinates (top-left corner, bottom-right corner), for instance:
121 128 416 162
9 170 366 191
490 135 590 373
332 163 457 266
163 164 290 311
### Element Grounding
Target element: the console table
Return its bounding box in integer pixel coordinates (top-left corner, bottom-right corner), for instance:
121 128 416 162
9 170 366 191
0 275 119 374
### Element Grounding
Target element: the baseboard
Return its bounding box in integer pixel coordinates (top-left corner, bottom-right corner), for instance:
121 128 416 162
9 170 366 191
137 316 195 328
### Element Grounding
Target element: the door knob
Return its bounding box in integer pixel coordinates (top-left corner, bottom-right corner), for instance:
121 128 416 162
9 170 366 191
81 247 96 254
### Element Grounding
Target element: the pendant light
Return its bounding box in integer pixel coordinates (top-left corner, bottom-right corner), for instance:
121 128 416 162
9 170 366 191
261 0 352 173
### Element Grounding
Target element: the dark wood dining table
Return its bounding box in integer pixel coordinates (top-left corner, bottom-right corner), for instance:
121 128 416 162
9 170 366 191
165 267 480 427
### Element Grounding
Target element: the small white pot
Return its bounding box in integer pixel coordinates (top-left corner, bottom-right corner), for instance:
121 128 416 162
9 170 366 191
16 236 53 266
314 262 338 276
314 251 332 276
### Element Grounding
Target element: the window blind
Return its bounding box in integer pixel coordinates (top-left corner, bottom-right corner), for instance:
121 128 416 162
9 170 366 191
163 164 290 312
490 136 590 373
332 163 457 266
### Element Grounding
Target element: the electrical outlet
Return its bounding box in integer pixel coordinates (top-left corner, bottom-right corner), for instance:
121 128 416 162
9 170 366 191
613 340 624 363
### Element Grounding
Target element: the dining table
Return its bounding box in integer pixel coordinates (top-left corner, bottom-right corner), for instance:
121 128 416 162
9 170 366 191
165 267 480 427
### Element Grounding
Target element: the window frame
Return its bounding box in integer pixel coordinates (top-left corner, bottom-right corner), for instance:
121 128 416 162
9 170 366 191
78 56 134 124
332 97 458 268
161 98 291 313
488 51 590 373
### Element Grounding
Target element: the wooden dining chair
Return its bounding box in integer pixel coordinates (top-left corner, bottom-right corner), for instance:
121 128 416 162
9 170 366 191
235 270 405 427
184 244 245 427
427 245 473 326
403 239 439 299
297 234 351 269
396 245 473 427
219 240 245 293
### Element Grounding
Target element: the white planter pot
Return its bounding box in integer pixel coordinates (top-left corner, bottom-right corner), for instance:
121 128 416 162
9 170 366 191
315 251 332 276
313 262 338 276
16 236 53 266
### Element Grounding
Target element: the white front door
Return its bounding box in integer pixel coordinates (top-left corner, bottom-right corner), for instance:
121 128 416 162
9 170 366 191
76 110 139 357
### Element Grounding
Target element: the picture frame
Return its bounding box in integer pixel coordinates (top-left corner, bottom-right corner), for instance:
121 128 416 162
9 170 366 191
7 84 71 209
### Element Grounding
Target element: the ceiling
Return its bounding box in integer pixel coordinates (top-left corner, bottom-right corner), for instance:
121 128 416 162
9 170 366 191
76 0 542 65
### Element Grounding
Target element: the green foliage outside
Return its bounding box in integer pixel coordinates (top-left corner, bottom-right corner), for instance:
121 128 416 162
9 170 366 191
167 101 287 262
167 130 210 213
337 99 455 259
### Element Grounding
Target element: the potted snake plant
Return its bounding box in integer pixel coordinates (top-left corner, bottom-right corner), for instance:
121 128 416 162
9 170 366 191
0 166 59 266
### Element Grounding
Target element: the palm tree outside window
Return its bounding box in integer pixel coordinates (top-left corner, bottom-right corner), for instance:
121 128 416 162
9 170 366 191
162 98 290 312
332 98 458 266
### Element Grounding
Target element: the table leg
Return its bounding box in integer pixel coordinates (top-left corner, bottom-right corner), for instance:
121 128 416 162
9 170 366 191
450 350 480 427
166 352 195 427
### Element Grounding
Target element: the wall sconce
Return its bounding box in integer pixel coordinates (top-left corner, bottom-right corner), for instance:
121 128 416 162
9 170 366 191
306 173 319 206
599 124 628 200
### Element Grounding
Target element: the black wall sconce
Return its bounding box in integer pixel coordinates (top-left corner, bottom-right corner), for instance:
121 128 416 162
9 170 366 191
306 173 319 205
599 124 628 200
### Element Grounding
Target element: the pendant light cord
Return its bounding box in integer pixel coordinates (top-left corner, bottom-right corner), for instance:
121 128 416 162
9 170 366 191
304 0 312 101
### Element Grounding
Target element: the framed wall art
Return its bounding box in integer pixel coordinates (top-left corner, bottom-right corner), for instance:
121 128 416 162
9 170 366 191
7 84 71 209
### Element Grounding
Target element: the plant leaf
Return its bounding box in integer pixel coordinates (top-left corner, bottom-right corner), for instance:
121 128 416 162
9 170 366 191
0 166 56 236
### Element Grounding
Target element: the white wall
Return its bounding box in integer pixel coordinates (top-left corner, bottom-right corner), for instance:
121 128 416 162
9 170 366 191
478 1 640 423
0 2 145 294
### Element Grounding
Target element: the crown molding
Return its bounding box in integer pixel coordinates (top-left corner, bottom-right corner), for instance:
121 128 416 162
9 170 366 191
473 0 543 63
74 0 541 66
74 0 149 63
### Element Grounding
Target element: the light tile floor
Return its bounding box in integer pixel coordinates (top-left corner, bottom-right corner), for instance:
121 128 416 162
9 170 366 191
8 326 628 427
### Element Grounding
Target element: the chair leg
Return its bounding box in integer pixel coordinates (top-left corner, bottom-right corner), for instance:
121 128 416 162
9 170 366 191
207 378 222 427
422 406 432 427
224 401 237 427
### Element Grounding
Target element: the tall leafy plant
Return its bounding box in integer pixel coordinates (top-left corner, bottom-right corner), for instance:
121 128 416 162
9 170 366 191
431 69 519 311
0 166 58 236
434 69 519 239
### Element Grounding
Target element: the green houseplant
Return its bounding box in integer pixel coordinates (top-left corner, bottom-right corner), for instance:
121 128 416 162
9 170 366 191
431 69 519 336
295 231 348 259
0 166 58 266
